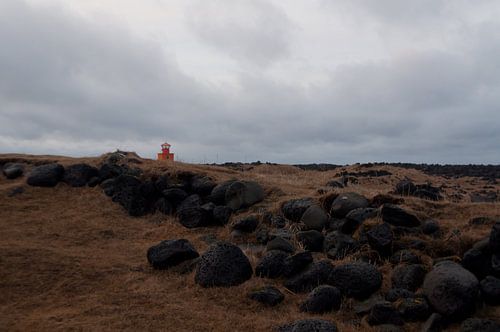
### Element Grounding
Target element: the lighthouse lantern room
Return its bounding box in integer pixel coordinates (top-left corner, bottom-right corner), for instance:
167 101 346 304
157 142 174 161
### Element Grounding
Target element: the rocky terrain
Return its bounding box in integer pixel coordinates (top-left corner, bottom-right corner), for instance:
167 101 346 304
1 152 499 331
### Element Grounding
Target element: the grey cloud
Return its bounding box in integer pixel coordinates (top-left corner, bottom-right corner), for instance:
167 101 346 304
186 0 293 67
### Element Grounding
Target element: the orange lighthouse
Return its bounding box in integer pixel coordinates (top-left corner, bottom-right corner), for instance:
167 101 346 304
157 142 174 161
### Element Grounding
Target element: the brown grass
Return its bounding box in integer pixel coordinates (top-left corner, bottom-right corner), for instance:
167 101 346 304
0 154 499 331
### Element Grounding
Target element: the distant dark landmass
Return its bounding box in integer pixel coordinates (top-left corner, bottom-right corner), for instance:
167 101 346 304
209 161 500 179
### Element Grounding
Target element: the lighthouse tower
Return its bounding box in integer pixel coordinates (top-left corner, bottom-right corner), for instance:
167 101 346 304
157 142 174 161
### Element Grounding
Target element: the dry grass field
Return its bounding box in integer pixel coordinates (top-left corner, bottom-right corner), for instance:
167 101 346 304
0 153 499 331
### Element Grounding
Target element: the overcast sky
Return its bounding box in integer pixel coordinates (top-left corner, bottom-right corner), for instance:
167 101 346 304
1 0 499 164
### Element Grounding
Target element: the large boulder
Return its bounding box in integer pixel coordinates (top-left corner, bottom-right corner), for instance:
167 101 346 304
390 250 421 265
147 239 199 269
422 261 479 318
480 275 500 305
391 264 426 291
27 163 64 187
277 319 338 332
301 205 329 231
398 297 431 322
299 285 341 313
281 198 315 222
324 231 358 259
330 192 369 218
462 247 492 280
163 188 188 206
266 236 295 253
232 215 259 233
330 261 382 299
282 251 313 277
225 181 264 210
209 180 236 205
366 223 393 256
342 207 378 234
109 175 150 216
2 163 24 179
63 163 99 187
284 260 335 293
195 242 253 287
176 195 212 228
255 250 289 278
248 286 284 306
381 204 420 227
296 230 324 252
367 301 404 326
190 175 216 196
212 206 232 225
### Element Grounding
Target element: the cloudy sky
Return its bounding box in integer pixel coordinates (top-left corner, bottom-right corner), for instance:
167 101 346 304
1 0 499 164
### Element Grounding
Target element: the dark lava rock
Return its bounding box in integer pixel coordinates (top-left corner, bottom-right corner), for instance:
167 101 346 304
212 206 232 225
63 163 99 187
398 297 430 321
460 318 500 332
109 175 154 216
324 231 358 259
277 319 338 332
190 176 216 196
301 205 329 231
282 251 313 277
390 250 421 265
381 204 420 227
208 180 236 205
163 188 188 206
330 261 382 299
266 236 294 253
177 194 202 212
225 181 264 210
392 264 426 291
154 175 170 192
462 248 492 280
299 285 341 313
284 260 335 293
367 223 393 256
232 215 259 233
385 288 415 302
367 301 404 326
248 285 284 306
27 163 64 187
87 176 100 187
281 198 316 222
154 197 173 215
490 222 500 253
480 275 500 305
255 250 289 278
177 194 211 228
422 261 479 318
330 192 369 218
342 207 378 234
2 163 24 179
195 242 253 287
296 230 324 252
147 239 199 269
422 219 441 236
98 162 125 181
